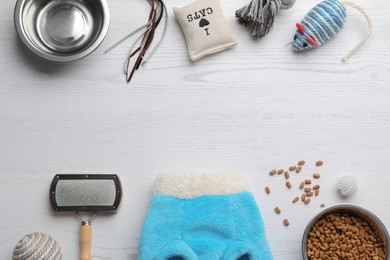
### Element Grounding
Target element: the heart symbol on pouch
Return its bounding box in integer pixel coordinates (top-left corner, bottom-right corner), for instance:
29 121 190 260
199 18 210 28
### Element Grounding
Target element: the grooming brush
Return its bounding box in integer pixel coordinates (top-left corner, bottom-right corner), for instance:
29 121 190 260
50 174 122 260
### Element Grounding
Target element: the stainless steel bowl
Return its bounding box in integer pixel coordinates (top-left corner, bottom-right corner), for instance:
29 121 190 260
302 204 389 260
14 0 110 62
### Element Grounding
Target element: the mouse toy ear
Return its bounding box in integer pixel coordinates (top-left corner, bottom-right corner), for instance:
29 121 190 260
296 23 305 34
307 36 317 47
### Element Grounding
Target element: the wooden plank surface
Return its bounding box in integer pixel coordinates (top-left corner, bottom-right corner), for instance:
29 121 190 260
1 0 389 259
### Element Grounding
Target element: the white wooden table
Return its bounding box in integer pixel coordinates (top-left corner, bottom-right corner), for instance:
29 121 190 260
1 0 389 259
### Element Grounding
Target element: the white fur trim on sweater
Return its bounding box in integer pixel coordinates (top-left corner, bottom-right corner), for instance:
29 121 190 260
153 173 248 199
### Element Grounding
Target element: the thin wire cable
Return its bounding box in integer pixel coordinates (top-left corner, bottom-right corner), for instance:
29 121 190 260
125 0 158 82
137 0 164 67
105 0 166 83
142 0 167 65
105 21 152 54
124 33 147 74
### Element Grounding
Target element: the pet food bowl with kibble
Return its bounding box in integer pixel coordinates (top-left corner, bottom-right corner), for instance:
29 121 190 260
302 204 389 260
14 0 110 63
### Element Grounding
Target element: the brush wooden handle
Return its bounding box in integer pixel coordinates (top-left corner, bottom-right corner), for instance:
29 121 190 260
80 224 92 260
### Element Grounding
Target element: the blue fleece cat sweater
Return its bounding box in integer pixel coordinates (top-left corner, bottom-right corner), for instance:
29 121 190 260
138 173 273 260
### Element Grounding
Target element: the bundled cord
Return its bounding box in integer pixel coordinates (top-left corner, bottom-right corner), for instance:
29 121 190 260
106 0 167 83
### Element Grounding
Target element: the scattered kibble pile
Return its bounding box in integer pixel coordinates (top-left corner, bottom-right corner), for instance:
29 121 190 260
266 160 326 227
307 213 386 260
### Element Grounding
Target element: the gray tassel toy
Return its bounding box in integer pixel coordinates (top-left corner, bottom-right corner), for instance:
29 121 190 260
236 0 296 37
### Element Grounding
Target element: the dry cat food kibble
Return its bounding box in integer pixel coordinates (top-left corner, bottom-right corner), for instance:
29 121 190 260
320 203 325 208
283 219 290 226
266 160 325 227
306 213 386 260
316 160 323 166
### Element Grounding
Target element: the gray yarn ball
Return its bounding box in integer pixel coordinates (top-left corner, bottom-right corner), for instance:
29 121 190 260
281 0 296 10
13 233 62 260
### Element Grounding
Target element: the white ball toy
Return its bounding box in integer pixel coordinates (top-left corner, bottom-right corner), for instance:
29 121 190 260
13 232 62 260
337 175 359 198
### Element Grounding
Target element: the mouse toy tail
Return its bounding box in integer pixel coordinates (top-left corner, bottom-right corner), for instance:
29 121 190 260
341 1 372 62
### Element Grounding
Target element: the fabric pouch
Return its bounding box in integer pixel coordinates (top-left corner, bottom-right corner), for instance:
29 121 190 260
173 0 237 61
137 173 273 260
